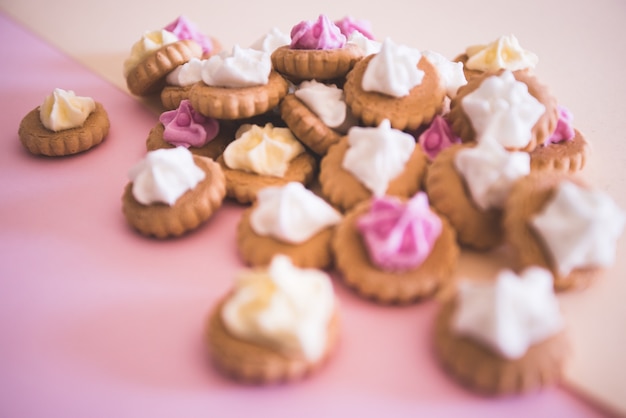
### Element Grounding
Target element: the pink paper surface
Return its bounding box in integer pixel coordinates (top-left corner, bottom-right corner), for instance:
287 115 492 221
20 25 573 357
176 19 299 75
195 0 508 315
0 13 609 418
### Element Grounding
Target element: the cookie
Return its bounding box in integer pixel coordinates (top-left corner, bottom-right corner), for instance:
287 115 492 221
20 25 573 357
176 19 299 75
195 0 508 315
122 152 226 238
18 90 109 157
447 69 557 152
271 44 362 82
332 195 459 304
343 51 445 131
530 129 589 173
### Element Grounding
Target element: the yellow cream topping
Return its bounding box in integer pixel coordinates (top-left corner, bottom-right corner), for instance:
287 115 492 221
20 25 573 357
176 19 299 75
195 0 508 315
222 123 304 177
465 34 538 72
39 88 96 132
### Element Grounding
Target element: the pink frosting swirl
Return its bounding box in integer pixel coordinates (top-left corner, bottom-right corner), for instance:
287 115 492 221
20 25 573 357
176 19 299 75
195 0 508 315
418 115 461 161
545 105 575 145
357 192 443 272
290 14 346 50
334 16 375 40
164 15 214 55
159 100 219 148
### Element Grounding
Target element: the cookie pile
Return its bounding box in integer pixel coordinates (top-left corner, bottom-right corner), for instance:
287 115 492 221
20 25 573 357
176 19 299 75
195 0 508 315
20 14 625 396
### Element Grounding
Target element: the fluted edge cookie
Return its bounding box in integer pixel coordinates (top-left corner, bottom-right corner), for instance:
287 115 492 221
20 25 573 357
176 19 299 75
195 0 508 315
271 44 362 82
18 102 110 157
530 129 589 173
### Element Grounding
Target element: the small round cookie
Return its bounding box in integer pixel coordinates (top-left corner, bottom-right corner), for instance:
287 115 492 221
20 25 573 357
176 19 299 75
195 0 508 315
126 39 203 96
332 196 459 304
447 69 558 153
206 256 340 384
343 54 445 132
18 91 109 157
319 131 428 213
122 153 226 238
503 172 624 291
236 183 341 269
189 71 289 120
217 153 317 204
434 294 568 396
530 128 589 173
425 143 504 250
271 44 363 82
160 84 194 110
280 93 343 156
146 120 235 160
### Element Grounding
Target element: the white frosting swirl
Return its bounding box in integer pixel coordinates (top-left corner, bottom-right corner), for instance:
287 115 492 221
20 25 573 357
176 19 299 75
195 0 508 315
422 50 467 98
465 34 538 72
123 29 178 76
362 38 424 98
223 123 304 177
221 255 336 361
342 119 415 196
452 267 564 359
128 147 205 206
39 88 96 132
250 27 291 53
461 70 546 148
347 31 382 56
250 182 342 244
295 80 349 129
201 45 271 88
166 57 204 86
454 142 530 210
531 181 626 276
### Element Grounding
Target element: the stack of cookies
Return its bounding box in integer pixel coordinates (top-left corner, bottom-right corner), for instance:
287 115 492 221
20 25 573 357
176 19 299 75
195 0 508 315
20 14 622 394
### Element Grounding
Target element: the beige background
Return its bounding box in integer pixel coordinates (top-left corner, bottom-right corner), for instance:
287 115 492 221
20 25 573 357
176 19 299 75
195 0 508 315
2 0 625 415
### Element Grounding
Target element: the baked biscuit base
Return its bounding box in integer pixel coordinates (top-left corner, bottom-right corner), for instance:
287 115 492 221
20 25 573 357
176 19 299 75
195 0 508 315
216 152 317 204
343 55 446 131
425 143 504 250
332 199 459 304
503 172 600 291
271 44 362 82
453 53 534 81
529 129 589 173
237 205 336 269
160 85 193 110
122 156 226 238
434 298 569 396
126 40 203 96
145 120 236 160
189 71 289 120
448 69 558 153
206 298 340 384
18 102 110 157
280 94 343 156
319 136 428 213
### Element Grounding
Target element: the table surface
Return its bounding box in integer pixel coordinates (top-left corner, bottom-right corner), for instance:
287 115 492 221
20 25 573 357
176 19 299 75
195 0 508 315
0 0 625 417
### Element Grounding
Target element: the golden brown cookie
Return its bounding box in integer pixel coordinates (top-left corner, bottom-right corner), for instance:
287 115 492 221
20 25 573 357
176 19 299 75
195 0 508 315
18 102 110 157
126 40 203 96
160 84 193 110
434 298 569 396
145 119 236 160
217 152 317 204
236 204 336 269
343 54 446 131
453 53 533 81
121 155 226 238
271 44 362 82
279 94 343 155
503 172 600 291
332 199 458 304
319 136 428 213
189 71 289 120
206 297 340 384
529 129 589 173
425 143 504 250
447 69 558 153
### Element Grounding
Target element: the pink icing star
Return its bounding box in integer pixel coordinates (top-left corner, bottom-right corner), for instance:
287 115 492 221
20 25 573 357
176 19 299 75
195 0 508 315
357 192 442 272
159 100 219 148
290 14 346 50
545 105 575 145
418 115 461 161
164 15 214 55
334 16 375 40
